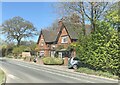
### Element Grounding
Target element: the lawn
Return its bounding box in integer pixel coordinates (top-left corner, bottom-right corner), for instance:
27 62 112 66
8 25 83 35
0 69 5 85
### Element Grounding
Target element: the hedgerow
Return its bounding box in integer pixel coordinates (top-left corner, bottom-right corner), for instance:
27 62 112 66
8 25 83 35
74 21 120 78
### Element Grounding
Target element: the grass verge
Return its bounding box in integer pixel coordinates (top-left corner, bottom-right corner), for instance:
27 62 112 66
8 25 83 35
76 67 118 79
0 69 6 85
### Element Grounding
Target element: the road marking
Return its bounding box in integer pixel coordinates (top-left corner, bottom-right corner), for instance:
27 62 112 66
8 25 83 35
10 60 118 83
15 63 94 83
0 65 20 81
7 74 16 79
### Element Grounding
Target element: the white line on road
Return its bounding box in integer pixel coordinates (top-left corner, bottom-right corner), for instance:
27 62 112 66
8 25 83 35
11 59 118 82
7 74 16 79
15 63 95 83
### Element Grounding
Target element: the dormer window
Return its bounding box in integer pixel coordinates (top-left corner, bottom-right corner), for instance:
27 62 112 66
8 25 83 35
61 36 68 43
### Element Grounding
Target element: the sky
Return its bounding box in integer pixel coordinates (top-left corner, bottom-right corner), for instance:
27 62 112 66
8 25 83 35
1 2 59 42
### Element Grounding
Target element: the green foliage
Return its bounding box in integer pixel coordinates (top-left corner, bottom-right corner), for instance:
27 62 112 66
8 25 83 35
7 40 37 57
0 69 6 85
76 67 118 79
105 2 120 30
42 57 64 65
75 21 120 77
56 45 64 50
2 43 15 57
2 16 37 46
12 45 26 55
24 47 31 52
20 40 37 55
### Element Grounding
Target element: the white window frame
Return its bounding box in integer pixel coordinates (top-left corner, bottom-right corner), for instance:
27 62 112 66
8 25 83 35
40 51 44 56
58 52 62 58
61 36 68 43
41 39 44 46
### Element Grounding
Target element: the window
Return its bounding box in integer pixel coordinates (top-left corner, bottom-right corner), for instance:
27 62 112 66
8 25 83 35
41 39 44 46
40 51 44 57
61 36 68 43
52 45 55 48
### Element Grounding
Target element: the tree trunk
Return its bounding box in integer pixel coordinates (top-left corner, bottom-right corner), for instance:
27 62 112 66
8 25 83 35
80 2 86 35
82 16 85 35
91 2 94 32
17 39 21 46
81 3 85 35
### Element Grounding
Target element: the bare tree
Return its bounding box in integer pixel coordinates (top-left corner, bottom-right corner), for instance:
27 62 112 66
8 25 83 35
2 16 37 46
56 2 110 33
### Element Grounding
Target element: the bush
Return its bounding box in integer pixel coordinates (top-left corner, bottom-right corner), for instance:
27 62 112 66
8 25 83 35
23 56 30 61
12 45 26 55
75 21 120 77
6 54 14 58
42 57 63 65
30 56 35 62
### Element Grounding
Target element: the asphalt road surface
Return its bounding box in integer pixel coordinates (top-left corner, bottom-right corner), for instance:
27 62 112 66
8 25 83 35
0 58 118 83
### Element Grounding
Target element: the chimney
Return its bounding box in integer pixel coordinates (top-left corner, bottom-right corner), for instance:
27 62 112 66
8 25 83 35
57 19 64 34
58 20 63 28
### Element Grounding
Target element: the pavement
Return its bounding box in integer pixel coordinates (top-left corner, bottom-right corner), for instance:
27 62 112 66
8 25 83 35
0 58 119 83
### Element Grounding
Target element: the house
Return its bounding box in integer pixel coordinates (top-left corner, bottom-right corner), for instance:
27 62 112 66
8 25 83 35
37 21 90 58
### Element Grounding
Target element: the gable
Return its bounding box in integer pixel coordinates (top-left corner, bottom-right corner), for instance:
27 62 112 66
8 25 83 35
38 33 46 48
37 22 90 45
57 27 71 44
64 23 82 39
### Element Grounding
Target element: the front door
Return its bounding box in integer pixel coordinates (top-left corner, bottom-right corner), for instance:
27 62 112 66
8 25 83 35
58 52 62 58
51 51 55 58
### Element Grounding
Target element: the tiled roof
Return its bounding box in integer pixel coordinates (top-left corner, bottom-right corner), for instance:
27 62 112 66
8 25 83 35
63 23 82 39
42 29 58 43
63 23 91 39
38 22 91 43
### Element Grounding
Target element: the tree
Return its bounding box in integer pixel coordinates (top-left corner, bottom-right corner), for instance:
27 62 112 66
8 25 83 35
48 13 81 33
12 40 37 56
21 40 37 55
56 2 110 33
105 2 120 32
2 16 37 46
75 21 120 77
2 43 15 56
12 45 26 56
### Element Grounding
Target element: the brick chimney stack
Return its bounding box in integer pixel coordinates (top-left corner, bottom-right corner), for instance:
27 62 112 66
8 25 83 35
57 19 64 34
58 20 63 28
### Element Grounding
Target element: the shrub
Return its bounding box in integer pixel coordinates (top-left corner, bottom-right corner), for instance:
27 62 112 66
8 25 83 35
12 45 26 56
23 56 30 61
75 21 120 77
30 56 35 62
6 53 14 58
42 57 63 65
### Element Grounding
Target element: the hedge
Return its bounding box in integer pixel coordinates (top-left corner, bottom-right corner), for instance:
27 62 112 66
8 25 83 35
74 21 120 78
42 57 64 65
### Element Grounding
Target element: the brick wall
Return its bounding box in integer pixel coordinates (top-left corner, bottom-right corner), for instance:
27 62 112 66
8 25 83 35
57 27 71 48
37 34 50 57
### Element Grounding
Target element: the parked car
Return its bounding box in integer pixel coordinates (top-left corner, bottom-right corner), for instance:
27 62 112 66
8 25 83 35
68 57 81 69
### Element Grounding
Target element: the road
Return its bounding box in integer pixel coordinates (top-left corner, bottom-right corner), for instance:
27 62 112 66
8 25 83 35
0 58 118 84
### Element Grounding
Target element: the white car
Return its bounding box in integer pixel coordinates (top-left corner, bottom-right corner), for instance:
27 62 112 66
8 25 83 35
68 57 81 69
